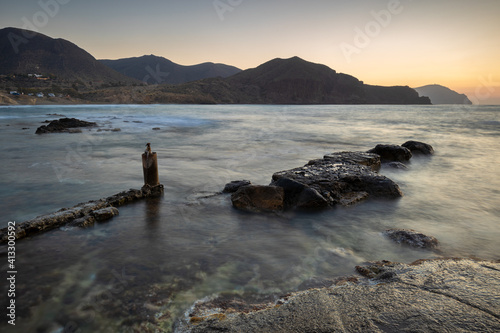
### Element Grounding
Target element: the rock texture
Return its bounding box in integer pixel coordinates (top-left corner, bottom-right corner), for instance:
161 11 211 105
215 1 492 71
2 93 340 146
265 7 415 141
367 144 412 162
35 118 97 134
384 228 439 249
402 140 435 155
0 184 164 243
231 185 285 213
176 258 500 333
271 152 402 208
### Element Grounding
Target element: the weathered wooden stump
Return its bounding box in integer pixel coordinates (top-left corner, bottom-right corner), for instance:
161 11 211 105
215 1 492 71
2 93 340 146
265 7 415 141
142 151 159 186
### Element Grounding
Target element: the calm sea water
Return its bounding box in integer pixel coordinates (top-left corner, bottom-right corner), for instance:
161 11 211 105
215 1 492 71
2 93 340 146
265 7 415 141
0 104 499 332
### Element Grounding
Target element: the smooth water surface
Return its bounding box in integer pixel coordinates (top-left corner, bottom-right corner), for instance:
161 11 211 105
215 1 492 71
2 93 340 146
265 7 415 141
0 104 499 332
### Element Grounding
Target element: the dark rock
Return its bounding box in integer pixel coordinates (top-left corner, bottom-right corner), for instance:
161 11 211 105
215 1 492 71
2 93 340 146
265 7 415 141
35 118 97 134
223 180 252 193
92 207 119 222
272 152 402 208
296 187 329 210
367 144 412 162
324 151 381 171
384 228 439 249
231 185 284 213
402 140 434 155
386 162 409 170
152 127 161 130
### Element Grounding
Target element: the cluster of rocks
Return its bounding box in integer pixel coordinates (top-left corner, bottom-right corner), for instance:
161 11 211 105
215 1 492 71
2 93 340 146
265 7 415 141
0 184 164 243
176 258 500 333
225 140 433 213
35 117 97 134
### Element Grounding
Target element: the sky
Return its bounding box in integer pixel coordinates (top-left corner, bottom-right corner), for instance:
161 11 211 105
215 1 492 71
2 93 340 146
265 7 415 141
1 0 499 104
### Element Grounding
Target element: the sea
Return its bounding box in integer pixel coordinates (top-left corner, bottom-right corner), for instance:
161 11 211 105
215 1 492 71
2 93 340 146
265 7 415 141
0 104 499 332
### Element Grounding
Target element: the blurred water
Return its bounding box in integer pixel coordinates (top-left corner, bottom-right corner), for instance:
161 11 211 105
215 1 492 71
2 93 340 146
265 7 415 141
0 104 499 332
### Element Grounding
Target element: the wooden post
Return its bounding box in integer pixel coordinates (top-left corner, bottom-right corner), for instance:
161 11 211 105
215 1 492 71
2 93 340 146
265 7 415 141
142 152 159 186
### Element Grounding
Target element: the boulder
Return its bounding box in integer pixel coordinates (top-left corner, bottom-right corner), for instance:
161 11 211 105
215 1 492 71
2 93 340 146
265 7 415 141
35 118 97 134
383 228 439 249
272 155 402 207
367 144 412 162
324 151 381 171
223 180 252 193
231 185 284 213
402 140 434 155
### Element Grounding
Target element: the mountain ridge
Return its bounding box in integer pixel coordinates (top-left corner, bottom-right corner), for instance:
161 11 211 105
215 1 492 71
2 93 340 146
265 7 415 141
100 55 242 84
0 27 138 85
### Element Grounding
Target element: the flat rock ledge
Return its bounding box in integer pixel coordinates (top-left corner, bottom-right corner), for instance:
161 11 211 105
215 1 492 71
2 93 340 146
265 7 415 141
0 184 164 243
175 258 500 333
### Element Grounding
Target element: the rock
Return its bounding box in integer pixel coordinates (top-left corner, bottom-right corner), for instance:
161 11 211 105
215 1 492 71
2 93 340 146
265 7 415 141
367 144 412 162
0 184 165 243
402 140 434 155
152 127 161 130
386 161 409 170
384 228 439 249
92 207 119 222
324 151 381 171
223 180 252 193
296 187 329 210
35 118 97 134
69 215 96 228
176 259 500 333
271 153 402 207
231 185 284 213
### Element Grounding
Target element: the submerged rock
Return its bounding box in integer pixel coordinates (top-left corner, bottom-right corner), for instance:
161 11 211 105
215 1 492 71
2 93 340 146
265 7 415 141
35 118 97 134
402 140 435 155
0 184 164 242
223 180 252 193
176 258 500 333
383 228 439 249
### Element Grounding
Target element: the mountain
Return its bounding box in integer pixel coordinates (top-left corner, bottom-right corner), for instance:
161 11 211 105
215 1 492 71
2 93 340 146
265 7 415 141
164 57 431 105
100 55 242 84
0 27 137 84
414 84 472 104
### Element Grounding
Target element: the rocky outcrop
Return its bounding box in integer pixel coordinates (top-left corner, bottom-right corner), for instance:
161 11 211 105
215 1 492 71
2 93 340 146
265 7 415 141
402 140 435 155
176 258 500 333
35 118 97 134
383 228 439 249
0 184 164 243
271 152 402 207
367 144 412 162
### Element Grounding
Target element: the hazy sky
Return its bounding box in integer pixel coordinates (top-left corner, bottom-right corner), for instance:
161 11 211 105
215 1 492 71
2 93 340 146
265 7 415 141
1 0 499 103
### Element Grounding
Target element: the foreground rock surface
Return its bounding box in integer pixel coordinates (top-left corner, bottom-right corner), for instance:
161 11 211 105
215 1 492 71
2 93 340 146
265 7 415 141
0 184 164 242
176 258 500 333
35 117 97 134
